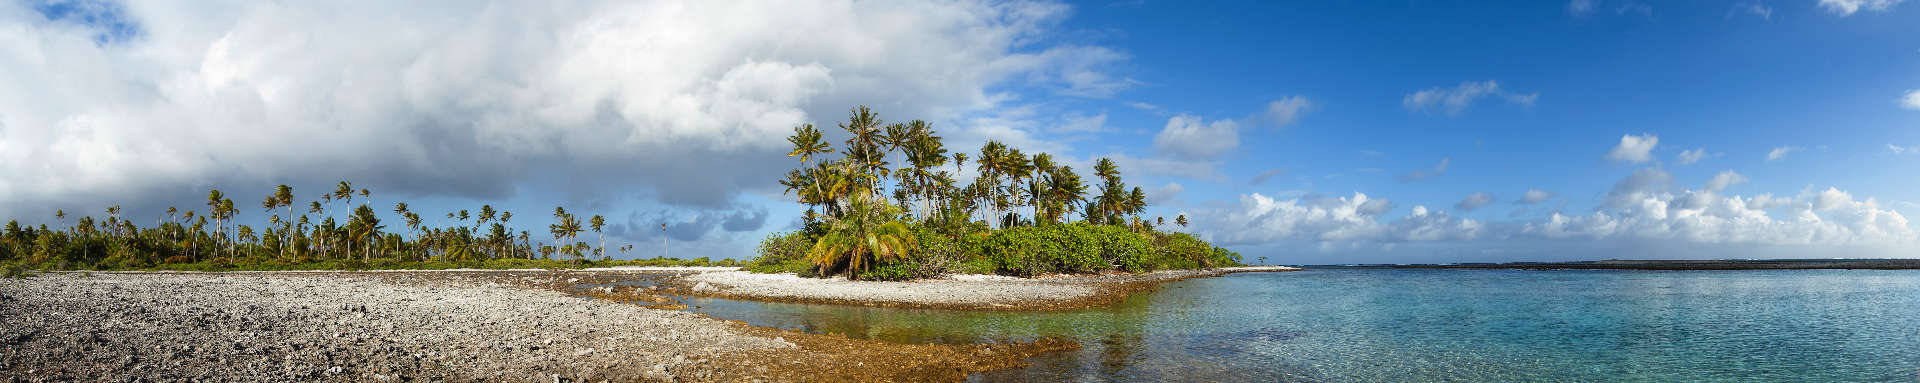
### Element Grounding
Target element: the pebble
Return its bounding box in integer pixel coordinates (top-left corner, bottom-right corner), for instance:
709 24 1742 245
0 272 795 381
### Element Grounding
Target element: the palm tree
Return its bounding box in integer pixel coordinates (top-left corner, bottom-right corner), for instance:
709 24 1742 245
805 192 916 280
1128 187 1147 218
359 188 372 257
218 198 235 258
105 205 121 238
205 189 225 257
975 141 1007 226
348 205 381 261
840 106 889 191
499 211 514 258
787 123 835 164
334 181 354 260
1176 214 1189 228
590 215 605 259
274 185 294 257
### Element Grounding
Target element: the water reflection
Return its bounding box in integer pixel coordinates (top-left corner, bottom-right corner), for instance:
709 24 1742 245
627 270 1920 382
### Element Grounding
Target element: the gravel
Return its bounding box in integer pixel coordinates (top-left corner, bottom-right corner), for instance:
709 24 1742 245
0 272 793 382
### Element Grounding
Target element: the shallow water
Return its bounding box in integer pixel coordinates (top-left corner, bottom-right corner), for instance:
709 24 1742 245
678 269 1920 382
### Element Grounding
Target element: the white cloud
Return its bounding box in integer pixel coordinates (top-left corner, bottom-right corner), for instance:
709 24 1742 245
1704 170 1748 193
1152 114 1239 160
1892 144 1911 155
1125 101 1159 111
1902 90 1920 110
1606 134 1659 164
1767 146 1802 161
1519 189 1555 205
1528 168 1914 245
1100 153 1228 183
1403 80 1538 116
1201 192 1483 244
1819 0 1906 15
0 0 1127 216
1196 170 1914 248
1054 113 1107 133
1147 182 1184 205
1676 147 1713 165
1261 96 1313 128
1456 192 1496 212
1731 2 1775 19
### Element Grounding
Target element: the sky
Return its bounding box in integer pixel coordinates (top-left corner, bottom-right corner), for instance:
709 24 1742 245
2 0 1918 265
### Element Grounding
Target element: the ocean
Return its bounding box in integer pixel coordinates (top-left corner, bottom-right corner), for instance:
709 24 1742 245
685 269 1920 382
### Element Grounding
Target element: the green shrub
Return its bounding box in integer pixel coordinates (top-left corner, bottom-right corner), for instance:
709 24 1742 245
856 260 916 281
747 231 813 274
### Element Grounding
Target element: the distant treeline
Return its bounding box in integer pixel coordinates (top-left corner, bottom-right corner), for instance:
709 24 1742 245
1 182 712 275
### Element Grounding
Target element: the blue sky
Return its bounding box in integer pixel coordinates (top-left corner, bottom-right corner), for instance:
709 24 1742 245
2 0 1917 264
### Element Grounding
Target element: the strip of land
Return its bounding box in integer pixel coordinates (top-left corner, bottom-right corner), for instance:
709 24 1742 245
1389 259 1920 270
675 266 1302 311
0 271 1075 382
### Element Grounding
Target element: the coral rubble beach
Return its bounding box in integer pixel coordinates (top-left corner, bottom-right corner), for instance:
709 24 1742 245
0 271 1075 382
677 266 1302 310
0 267 1294 382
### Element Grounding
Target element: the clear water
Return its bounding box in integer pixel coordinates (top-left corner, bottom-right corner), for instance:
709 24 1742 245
681 269 1920 382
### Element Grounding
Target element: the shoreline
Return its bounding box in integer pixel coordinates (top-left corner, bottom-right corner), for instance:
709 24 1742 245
672 266 1302 311
1387 258 1920 271
1 266 1292 381
0 271 1074 382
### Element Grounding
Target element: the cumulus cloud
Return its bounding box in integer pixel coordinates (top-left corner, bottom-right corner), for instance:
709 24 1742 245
1606 134 1659 164
1195 169 1913 249
1528 169 1913 245
1676 147 1714 165
1518 189 1555 205
1152 114 1239 160
1767 146 1802 161
1902 90 1920 110
1892 144 1912 155
1261 96 1313 128
1456 193 1496 212
0 0 1128 220
1201 192 1483 245
1403 80 1538 115
1703 170 1748 193
1247 168 1288 186
1819 0 1905 15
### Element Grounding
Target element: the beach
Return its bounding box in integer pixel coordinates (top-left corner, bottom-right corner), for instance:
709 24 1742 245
0 267 1295 382
0 270 1095 382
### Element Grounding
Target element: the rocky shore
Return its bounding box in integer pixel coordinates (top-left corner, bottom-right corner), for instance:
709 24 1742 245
676 266 1302 310
0 272 1073 382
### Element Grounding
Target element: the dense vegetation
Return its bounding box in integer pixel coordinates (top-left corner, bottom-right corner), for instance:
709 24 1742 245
0 182 736 275
749 106 1240 280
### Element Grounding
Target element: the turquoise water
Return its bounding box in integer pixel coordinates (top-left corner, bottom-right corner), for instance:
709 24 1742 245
682 269 1920 382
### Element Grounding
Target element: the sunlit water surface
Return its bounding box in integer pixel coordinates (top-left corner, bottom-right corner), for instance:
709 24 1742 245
674 269 1920 382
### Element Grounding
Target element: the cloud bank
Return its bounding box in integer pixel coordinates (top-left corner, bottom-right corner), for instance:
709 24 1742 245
0 0 1126 222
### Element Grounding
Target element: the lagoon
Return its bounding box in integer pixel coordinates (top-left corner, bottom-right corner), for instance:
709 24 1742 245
683 269 1920 382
